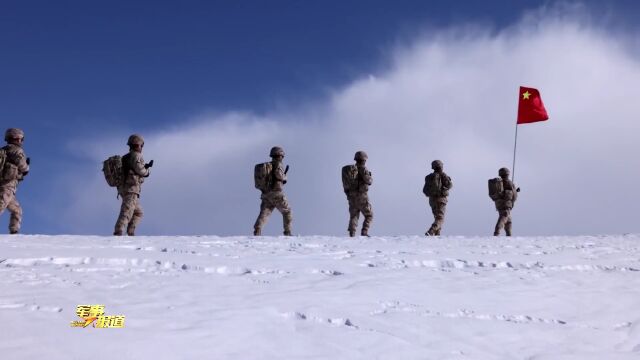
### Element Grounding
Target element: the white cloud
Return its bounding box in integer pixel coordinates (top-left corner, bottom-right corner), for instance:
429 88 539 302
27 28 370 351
59 7 640 236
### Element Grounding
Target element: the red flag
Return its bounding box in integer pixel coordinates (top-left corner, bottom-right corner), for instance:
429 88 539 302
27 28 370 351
517 86 549 124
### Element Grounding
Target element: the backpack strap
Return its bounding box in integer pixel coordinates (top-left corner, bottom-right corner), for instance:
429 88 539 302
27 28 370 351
121 153 131 181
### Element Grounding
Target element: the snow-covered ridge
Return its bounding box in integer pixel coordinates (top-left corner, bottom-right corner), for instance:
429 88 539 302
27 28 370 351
2 234 640 359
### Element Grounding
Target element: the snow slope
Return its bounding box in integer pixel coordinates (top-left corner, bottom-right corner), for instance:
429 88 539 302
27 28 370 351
1 234 640 359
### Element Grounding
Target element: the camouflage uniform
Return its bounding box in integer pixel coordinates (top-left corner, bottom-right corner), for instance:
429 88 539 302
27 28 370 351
346 152 373 236
0 139 29 234
114 150 149 236
254 152 292 236
423 163 452 236
493 170 518 236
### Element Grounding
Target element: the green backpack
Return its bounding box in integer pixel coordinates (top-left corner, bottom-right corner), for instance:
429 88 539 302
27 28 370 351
254 162 273 192
341 165 359 192
423 173 442 197
102 155 124 187
488 177 504 201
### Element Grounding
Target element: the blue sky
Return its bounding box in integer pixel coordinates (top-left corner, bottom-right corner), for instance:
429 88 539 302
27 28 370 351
2 1 640 235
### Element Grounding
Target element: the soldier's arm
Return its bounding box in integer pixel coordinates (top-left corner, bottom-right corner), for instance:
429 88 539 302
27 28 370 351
274 163 287 183
131 154 150 177
17 151 29 175
443 174 452 190
359 167 372 185
440 174 452 196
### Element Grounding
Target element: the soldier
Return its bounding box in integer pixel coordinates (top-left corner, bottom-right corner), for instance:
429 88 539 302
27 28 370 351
253 146 292 236
491 167 519 236
422 160 452 236
344 151 373 237
0 128 30 234
114 134 153 236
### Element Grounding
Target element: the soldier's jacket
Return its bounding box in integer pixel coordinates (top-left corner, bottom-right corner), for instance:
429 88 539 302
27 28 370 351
0 144 29 191
269 161 287 193
495 178 517 210
117 151 149 195
347 166 372 195
424 172 453 204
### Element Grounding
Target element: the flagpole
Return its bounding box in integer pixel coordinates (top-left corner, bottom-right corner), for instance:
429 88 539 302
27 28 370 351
512 122 519 182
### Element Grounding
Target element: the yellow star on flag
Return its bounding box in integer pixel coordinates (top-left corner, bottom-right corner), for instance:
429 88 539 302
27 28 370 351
522 91 531 100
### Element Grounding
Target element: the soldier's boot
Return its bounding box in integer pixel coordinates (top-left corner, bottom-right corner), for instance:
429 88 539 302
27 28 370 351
505 224 512 237
362 215 372 237
127 215 141 236
426 226 436 236
349 230 355 237
9 211 21 235
114 218 127 237
282 212 293 236
435 229 441 236
253 228 261 236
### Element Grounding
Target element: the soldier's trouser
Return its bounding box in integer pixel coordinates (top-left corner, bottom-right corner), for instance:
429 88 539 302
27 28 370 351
347 194 373 234
114 193 143 235
494 209 512 236
254 191 292 234
428 198 447 235
0 188 22 233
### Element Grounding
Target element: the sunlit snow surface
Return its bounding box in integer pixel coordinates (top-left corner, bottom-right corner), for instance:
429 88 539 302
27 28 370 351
2 234 640 359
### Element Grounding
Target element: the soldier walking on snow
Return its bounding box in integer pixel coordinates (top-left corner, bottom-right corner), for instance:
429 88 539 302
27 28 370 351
253 146 292 236
341 151 373 237
423 160 452 236
0 128 30 234
489 167 519 236
113 134 153 236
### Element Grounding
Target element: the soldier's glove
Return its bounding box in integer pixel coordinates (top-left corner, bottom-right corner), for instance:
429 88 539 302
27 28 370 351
144 160 154 169
26 157 31 165
516 187 521 192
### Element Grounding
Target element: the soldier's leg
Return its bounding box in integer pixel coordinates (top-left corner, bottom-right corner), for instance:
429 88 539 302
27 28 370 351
253 196 274 235
273 193 293 236
433 202 446 236
126 198 143 236
114 193 137 236
7 196 22 234
360 195 373 236
0 189 19 234
347 196 359 236
505 210 513 236
427 199 440 235
494 210 508 236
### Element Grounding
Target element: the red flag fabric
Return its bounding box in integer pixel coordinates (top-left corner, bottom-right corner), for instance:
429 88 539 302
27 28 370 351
517 86 549 124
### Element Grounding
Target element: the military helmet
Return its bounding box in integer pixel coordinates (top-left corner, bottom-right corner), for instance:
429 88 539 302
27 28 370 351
4 128 24 141
354 151 368 161
127 134 144 146
499 167 510 177
269 146 285 157
431 160 443 170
